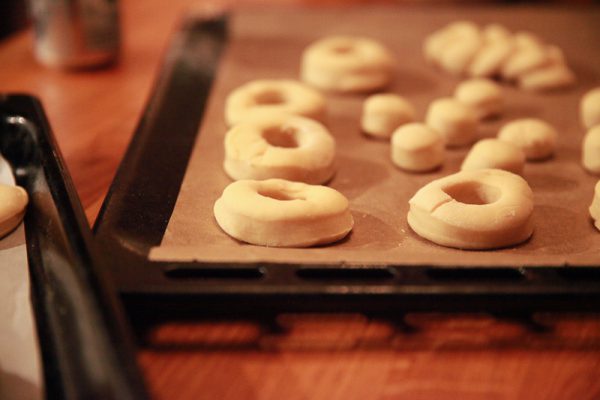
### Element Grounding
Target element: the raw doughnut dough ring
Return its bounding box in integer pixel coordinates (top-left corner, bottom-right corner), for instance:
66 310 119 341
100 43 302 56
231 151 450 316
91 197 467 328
590 180 600 231
0 183 28 239
214 179 354 247
225 79 326 126
408 168 534 250
224 113 336 184
301 35 395 93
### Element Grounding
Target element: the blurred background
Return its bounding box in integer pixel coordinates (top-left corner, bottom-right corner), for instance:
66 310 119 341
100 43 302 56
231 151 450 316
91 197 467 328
0 0 597 41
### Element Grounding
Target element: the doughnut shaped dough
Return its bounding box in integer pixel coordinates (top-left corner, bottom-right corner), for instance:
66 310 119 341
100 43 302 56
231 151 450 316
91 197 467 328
590 181 600 231
461 139 525 175
361 94 416 139
583 125 600 174
408 168 534 249
497 118 558 161
581 87 600 130
301 35 395 93
425 98 478 147
0 184 28 239
391 123 444 172
224 113 336 184
454 78 503 120
225 79 326 126
214 179 354 247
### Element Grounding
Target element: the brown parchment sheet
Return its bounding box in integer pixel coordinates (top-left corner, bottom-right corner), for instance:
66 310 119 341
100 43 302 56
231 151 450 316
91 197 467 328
150 7 600 267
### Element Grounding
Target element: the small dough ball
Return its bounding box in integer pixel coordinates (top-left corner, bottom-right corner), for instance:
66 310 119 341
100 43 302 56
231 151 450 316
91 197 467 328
467 37 514 78
0 184 28 238
437 33 483 76
425 97 478 147
518 63 575 92
301 35 395 93
223 113 336 184
461 138 525 175
213 179 354 247
225 79 326 126
498 118 558 161
590 181 600 231
582 125 600 174
482 24 511 42
407 168 534 249
424 21 479 65
391 123 444 172
361 94 416 139
501 44 552 81
454 78 503 120
581 87 600 130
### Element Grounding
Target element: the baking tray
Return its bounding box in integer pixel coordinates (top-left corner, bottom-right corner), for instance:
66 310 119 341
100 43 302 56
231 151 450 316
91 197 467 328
94 9 600 319
0 95 148 399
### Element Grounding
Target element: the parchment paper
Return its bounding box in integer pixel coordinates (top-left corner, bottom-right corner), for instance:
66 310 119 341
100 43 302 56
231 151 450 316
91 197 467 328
0 155 43 400
150 7 600 267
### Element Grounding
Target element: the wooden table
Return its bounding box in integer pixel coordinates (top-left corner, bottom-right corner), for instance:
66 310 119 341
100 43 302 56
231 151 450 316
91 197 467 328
1 1 600 399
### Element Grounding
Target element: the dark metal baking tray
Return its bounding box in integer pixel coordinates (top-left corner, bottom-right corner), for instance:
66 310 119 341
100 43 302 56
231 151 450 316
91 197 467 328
94 14 600 319
0 95 148 399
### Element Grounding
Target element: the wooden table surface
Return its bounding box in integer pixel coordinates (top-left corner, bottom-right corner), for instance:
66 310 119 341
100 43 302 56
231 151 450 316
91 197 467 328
1 1 600 399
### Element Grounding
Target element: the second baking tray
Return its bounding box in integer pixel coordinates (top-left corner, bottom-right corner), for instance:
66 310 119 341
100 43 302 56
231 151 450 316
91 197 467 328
94 7 600 316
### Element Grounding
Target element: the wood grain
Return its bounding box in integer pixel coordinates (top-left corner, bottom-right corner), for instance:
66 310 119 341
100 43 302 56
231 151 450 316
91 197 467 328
1 1 599 399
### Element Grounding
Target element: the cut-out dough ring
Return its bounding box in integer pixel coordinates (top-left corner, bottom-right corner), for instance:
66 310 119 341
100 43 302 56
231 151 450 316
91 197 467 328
301 36 395 92
214 179 354 247
224 113 336 184
408 169 534 249
225 79 326 126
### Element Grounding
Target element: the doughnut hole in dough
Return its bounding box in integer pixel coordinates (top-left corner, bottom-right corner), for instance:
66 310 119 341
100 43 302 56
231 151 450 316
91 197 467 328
224 113 336 184
225 79 326 126
425 97 478 147
590 181 600 231
0 184 28 239
407 169 534 249
301 35 396 93
361 94 416 139
454 78 503 120
498 118 558 161
214 179 354 247
581 87 600 130
583 125 600 174
391 123 444 172
461 138 525 175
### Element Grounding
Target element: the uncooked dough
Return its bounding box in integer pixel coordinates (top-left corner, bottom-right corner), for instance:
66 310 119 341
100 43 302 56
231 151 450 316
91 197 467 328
425 97 478 147
225 79 326 126
407 168 534 249
223 113 336 184
301 35 395 93
0 184 28 239
361 94 416 139
214 179 354 247
497 118 558 161
454 78 503 120
581 87 600 130
391 123 444 172
461 138 525 175
583 125 600 174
